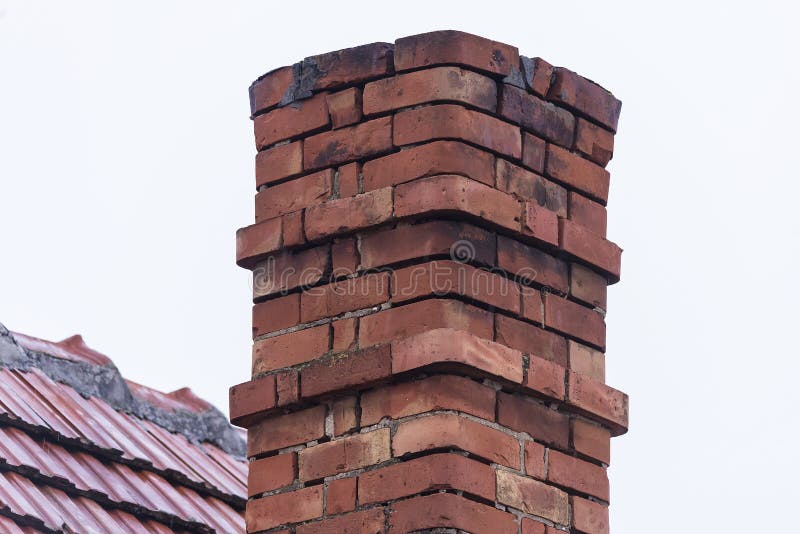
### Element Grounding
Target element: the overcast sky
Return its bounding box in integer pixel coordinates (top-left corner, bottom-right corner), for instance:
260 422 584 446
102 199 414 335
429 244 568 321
1 1 798 531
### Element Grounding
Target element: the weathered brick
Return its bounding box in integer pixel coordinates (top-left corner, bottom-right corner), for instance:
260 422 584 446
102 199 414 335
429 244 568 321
389 492 517 533
303 42 394 91
301 345 391 398
359 453 495 504
332 317 357 352
252 245 329 299
522 132 547 173
567 371 628 432
326 87 362 129
337 162 359 197
252 293 300 338
360 374 495 425
246 484 322 532
304 187 393 241
247 405 326 456
254 168 333 221
575 118 614 166
363 66 497 115
522 517 547 534
330 396 358 436
395 174 522 231
499 84 574 147
298 428 390 480
497 235 568 293
496 469 569 525
559 219 621 279
546 144 610 204
301 272 389 322
524 440 546 479
362 140 495 191
521 286 544 323
332 238 359 274
572 495 610 534
547 449 609 500
495 314 568 367
572 418 611 464
236 218 282 268
525 355 567 400
568 340 606 382
276 369 299 406
248 453 296 496
394 30 520 77
252 324 330 373
249 66 293 114
394 104 521 159
254 93 329 149
359 299 493 348
523 201 559 246
544 293 605 349
497 391 569 448
229 374 276 426
325 476 356 514
392 328 523 384
525 57 554 97
570 262 608 310
296 508 385 534
496 159 566 216
393 413 520 468
569 191 608 237
359 220 495 269
549 67 622 131
255 140 303 188
303 116 393 170
282 211 305 247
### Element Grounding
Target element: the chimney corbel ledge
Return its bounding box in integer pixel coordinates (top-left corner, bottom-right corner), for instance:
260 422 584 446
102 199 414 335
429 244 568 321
231 30 627 534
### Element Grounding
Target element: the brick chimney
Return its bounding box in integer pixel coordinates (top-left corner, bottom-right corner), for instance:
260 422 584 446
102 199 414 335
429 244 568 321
230 30 627 534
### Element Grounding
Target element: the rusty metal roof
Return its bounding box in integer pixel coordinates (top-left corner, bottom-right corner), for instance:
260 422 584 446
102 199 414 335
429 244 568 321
0 324 245 532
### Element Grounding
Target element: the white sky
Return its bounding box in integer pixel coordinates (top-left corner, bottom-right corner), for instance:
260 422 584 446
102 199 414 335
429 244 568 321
1 1 798 531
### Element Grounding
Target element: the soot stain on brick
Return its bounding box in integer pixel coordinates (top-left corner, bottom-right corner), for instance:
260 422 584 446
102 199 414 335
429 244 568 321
280 60 322 106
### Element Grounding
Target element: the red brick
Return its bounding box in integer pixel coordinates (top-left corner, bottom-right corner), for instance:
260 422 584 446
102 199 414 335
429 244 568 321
248 453 296 496
524 440 546 479
304 116 393 170
575 118 614 166
332 238 359 274
496 159 566 216
567 371 628 432
359 220 496 269
523 201 559 246
359 453 495 504
252 245 329 299
304 187 393 241
303 42 393 91
544 293 605 349
282 211 305 247
297 508 385 534
362 140 495 191
497 391 569 448
252 293 300 338
332 317 357 352
301 272 389 322
393 413 520 468
337 162 359 197
236 218 282 268
389 492 517 533
572 418 611 464
559 219 621 279
572 495 610 534
525 355 566 400
298 428 390 480
569 191 607 237
522 132 547 173
276 369 299 406
394 30 520 77
568 340 606 382
229 374 276 426
359 299 493 348
499 84 574 147
252 325 330 373
363 66 497 115
570 262 607 310
392 327 523 384
360 374 495 425
394 104 521 159
254 168 333 221
521 286 543 323
526 57 554 97
392 260 520 313
326 87 362 129
301 345 391 398
325 476 356 514
247 405 326 456
496 469 569 525
547 449 609 500
546 145 610 204
522 517 547 534
495 314 568 367
549 67 622 132
497 235 568 293
254 93 329 149
246 484 323 532
255 140 303 188
249 66 293 114
330 396 358 436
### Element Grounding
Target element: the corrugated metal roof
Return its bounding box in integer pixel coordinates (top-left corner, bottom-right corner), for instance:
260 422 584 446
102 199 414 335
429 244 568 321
0 327 245 533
